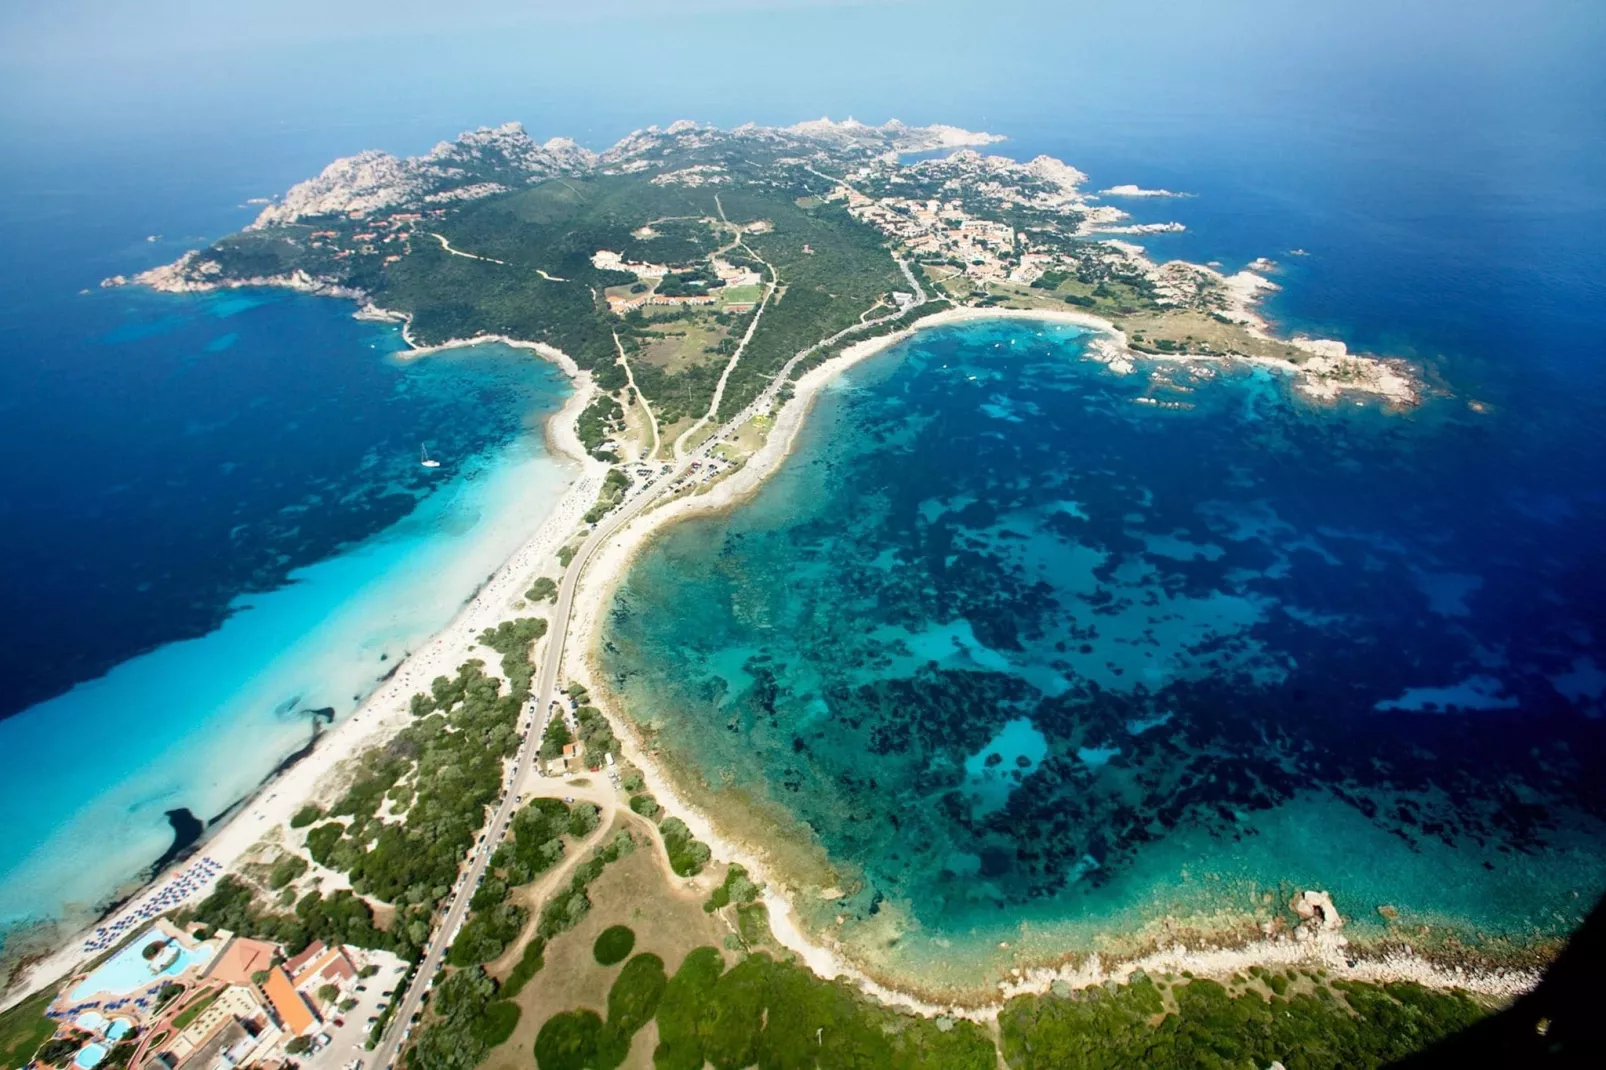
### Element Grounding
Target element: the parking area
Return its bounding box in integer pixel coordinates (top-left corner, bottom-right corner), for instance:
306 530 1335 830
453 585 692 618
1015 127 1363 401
299 952 409 1070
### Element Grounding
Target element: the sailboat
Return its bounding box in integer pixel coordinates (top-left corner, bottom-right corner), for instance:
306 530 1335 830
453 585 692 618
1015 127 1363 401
420 445 441 469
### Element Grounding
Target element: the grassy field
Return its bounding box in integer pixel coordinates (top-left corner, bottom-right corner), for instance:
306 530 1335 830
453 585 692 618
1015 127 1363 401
0 988 57 1070
723 413 771 455
632 316 729 374
716 284 764 308
484 836 731 1070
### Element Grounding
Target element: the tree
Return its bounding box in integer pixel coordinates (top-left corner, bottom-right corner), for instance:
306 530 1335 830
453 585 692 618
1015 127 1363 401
317 983 340 1006
540 718 574 762
567 802 601 838
35 1038 81 1067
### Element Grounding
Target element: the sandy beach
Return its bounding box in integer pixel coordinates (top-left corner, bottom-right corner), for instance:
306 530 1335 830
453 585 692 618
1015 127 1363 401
1 343 602 1012
0 306 1501 1018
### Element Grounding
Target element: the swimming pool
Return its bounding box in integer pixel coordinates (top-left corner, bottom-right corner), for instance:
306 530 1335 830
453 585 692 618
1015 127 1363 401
69 929 214 1002
73 1044 107 1069
104 1020 131 1041
73 1012 106 1033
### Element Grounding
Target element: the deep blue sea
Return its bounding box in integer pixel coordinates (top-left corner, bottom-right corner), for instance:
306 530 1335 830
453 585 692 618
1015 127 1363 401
0 135 575 953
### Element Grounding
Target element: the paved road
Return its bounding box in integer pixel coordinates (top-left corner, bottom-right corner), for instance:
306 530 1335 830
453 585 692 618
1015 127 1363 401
368 271 932 1070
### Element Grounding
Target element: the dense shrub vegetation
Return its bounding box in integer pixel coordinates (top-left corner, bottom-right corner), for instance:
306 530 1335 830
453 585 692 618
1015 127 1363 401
406 967 519 1070
191 632 541 959
658 817 711 877
188 874 384 955
475 617 547 699
534 952 668 1070
536 830 636 942
710 186 904 420
703 862 761 913
537 946 995 1070
448 798 578 967
499 935 546 999
574 704 619 762
583 469 631 524
998 973 1488 1070
576 394 625 459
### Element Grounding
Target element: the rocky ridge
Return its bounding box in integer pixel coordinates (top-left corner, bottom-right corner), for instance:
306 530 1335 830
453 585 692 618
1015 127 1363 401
247 118 1005 228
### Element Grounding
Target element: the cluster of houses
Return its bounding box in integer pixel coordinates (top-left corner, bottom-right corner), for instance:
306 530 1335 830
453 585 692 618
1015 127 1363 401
594 247 764 315
305 210 438 265
39 921 400 1070
831 186 1029 284
815 148 1189 294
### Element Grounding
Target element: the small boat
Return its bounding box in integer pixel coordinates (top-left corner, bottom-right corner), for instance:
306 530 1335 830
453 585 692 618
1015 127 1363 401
420 445 441 469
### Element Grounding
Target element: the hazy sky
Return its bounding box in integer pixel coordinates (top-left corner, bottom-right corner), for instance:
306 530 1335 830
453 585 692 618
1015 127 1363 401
2 0 1601 155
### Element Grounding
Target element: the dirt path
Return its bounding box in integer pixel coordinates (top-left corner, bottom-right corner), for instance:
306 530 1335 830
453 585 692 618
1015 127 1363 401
485 781 621 976
670 195 777 461
484 769 717 984
429 233 567 280
429 232 506 265
614 331 660 460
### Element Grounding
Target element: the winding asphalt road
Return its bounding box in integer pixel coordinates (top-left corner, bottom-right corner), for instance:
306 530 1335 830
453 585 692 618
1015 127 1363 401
367 265 930 1070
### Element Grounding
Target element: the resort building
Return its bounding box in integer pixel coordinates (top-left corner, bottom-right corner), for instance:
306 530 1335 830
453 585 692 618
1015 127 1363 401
164 986 281 1069
42 923 383 1070
262 968 319 1037
204 937 277 987
287 942 358 1010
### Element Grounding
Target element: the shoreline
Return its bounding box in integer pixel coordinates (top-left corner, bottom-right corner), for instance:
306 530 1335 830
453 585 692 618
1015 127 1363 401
19 279 1516 1019
1 319 603 1011
560 305 1538 1016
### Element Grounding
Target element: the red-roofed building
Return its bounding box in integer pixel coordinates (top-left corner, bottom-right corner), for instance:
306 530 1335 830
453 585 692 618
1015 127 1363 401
290 945 358 993
262 968 318 1036
204 937 278 987
281 941 326 978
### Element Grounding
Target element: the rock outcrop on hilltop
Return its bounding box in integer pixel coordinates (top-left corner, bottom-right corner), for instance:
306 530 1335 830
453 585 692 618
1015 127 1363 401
245 118 1007 228
248 121 601 228
783 116 1004 153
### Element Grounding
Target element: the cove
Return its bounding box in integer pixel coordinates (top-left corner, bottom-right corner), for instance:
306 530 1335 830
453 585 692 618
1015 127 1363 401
599 318 1606 994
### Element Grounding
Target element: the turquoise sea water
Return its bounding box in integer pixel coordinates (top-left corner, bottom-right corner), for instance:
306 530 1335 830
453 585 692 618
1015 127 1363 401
600 320 1606 990
0 281 573 951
